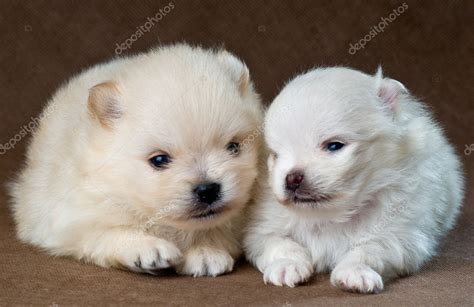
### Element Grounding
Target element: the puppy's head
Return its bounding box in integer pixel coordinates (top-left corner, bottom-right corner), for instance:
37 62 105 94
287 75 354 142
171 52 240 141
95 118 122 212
85 45 263 229
265 67 408 219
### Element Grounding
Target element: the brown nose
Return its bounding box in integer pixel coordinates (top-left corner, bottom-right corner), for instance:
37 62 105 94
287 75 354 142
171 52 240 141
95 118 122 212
286 171 304 191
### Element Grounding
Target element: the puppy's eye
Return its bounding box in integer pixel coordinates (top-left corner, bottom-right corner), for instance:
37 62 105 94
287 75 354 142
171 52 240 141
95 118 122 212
326 142 345 152
149 154 171 169
226 142 240 155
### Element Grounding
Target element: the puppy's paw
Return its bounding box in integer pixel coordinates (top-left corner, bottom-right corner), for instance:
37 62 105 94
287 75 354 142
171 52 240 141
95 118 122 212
331 263 383 294
177 247 234 277
118 237 183 274
263 259 313 287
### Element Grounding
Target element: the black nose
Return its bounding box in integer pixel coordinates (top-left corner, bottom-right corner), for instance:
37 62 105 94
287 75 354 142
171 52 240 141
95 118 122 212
194 182 221 205
286 171 304 191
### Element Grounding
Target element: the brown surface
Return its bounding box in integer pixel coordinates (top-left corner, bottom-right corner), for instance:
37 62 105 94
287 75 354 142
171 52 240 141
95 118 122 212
0 0 473 305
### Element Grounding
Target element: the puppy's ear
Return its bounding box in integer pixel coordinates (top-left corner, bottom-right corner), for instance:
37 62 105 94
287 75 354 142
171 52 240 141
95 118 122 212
218 50 250 96
88 81 123 129
374 66 408 111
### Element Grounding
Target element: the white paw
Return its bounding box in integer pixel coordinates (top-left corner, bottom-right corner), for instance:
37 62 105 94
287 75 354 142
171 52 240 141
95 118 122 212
118 236 183 274
263 259 313 287
177 247 234 277
331 263 384 293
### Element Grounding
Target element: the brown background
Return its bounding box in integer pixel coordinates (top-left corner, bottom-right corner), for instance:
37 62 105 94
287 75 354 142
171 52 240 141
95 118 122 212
0 0 473 305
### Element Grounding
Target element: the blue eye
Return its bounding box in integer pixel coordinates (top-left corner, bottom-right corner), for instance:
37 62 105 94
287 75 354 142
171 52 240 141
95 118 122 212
326 142 345 152
149 154 171 169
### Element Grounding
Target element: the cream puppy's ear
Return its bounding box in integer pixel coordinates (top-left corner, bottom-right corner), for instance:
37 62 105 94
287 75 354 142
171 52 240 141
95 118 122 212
218 50 250 96
374 67 408 111
88 81 123 129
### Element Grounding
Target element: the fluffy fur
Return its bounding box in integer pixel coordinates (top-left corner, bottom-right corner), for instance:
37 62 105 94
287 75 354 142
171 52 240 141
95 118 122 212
10 44 264 276
244 67 464 292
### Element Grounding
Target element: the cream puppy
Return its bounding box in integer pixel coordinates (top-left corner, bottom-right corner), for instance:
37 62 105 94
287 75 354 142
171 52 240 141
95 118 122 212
244 67 464 292
10 44 263 276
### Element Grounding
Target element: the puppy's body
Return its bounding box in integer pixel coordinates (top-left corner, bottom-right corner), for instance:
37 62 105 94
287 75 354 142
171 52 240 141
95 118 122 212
244 67 463 292
11 44 263 276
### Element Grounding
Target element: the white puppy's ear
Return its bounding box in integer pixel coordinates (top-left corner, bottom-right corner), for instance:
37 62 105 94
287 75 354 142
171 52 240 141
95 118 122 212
374 67 408 111
88 81 123 129
218 50 250 96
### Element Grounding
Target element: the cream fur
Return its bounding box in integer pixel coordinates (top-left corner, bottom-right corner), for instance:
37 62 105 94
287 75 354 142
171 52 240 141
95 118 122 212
244 67 464 292
10 44 263 276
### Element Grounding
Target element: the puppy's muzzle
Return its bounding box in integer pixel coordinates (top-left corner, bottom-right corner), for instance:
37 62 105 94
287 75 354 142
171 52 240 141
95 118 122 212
284 170 330 204
193 182 221 207
285 170 305 192
189 182 228 219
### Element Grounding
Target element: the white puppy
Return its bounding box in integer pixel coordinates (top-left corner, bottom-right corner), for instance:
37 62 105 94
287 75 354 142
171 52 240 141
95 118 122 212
10 44 263 276
244 67 464 293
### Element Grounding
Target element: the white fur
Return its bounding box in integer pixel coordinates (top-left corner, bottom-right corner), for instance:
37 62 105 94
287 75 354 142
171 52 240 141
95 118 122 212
10 44 264 276
244 67 464 293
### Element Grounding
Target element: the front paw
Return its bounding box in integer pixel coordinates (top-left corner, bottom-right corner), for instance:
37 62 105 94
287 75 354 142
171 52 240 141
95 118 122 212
331 263 383 293
176 247 234 277
263 259 313 287
117 237 183 274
